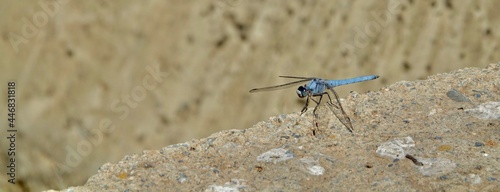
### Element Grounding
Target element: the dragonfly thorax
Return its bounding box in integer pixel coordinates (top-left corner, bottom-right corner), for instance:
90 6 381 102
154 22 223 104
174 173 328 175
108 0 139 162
296 86 308 98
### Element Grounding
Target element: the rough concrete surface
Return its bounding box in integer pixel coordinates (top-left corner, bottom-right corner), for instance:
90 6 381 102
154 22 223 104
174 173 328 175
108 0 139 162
1 0 500 191
52 64 499 191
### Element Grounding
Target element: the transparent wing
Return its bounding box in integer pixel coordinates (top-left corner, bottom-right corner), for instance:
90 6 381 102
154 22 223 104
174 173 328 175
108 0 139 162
278 75 318 80
325 87 354 132
249 78 310 93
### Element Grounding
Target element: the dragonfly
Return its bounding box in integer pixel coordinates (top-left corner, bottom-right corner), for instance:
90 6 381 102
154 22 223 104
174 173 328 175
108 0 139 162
249 75 379 132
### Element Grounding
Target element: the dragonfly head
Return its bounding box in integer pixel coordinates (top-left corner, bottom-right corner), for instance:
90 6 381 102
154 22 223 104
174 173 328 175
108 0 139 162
296 86 308 98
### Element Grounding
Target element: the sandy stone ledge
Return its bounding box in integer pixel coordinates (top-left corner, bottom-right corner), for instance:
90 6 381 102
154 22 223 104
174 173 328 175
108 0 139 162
51 64 499 191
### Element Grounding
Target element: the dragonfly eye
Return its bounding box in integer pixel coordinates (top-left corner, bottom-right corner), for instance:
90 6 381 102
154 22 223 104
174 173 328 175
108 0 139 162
296 86 307 98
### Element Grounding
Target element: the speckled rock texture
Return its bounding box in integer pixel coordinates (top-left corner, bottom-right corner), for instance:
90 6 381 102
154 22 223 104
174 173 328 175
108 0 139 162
54 64 499 191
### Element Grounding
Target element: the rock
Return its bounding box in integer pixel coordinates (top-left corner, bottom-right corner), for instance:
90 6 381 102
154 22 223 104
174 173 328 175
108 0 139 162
51 64 499 191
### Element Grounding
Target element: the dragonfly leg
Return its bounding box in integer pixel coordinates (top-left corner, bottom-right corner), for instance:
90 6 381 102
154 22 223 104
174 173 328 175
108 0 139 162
311 94 323 118
323 91 340 109
300 96 310 115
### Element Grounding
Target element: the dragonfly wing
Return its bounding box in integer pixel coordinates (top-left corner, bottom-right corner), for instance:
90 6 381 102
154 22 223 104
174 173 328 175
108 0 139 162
279 75 317 80
249 79 310 93
325 88 354 132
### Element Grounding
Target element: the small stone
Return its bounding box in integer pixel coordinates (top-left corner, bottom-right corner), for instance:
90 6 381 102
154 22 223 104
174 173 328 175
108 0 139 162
474 142 484 147
437 145 452 151
446 89 471 102
256 148 294 163
468 174 481 185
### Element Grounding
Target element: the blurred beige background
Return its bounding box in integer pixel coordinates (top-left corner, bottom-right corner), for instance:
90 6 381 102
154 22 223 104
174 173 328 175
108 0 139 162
0 0 498 191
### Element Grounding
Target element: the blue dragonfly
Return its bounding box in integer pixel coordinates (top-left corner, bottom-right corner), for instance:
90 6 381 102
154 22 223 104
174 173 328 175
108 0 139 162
250 75 379 132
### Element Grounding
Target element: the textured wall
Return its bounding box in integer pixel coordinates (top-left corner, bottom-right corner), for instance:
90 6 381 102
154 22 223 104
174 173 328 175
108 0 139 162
0 0 498 191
